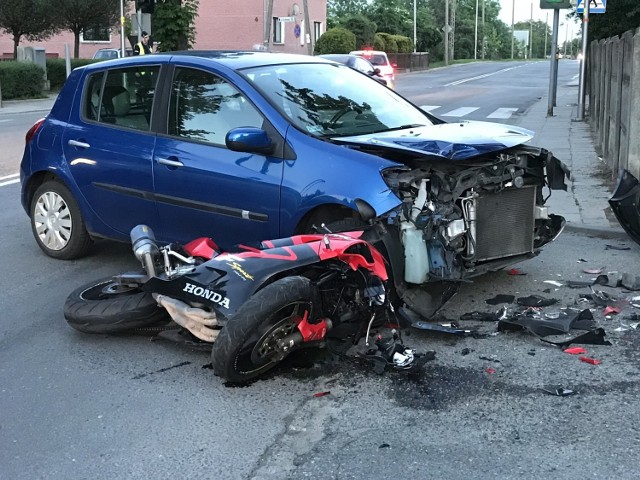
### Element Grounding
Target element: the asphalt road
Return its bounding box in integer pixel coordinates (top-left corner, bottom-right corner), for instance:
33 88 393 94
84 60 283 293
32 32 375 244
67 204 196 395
1 61 639 479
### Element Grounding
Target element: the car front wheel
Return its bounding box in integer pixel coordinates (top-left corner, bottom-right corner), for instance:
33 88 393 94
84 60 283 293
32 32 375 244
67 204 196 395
30 180 92 259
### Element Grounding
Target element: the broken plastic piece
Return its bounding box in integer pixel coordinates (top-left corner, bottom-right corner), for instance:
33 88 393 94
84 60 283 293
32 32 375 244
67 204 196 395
486 294 515 305
379 443 391 449
563 347 587 355
507 268 527 275
460 311 499 322
579 356 602 365
621 273 640 291
541 387 575 396
479 355 501 363
542 328 612 349
605 244 631 251
543 280 563 287
603 306 621 316
313 391 331 397
583 268 603 274
517 295 559 307
485 367 496 374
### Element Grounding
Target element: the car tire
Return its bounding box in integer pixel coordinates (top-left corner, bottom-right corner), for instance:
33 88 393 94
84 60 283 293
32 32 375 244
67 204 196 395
30 180 93 259
64 277 170 334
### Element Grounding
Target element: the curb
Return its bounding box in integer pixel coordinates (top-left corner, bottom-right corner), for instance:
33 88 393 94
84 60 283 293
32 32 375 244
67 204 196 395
563 223 630 241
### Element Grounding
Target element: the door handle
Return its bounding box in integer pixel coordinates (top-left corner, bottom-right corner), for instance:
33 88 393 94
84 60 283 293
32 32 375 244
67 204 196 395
68 139 90 149
156 158 184 168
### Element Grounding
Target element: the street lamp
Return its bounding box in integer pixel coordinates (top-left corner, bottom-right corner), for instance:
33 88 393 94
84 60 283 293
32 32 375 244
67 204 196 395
413 0 417 53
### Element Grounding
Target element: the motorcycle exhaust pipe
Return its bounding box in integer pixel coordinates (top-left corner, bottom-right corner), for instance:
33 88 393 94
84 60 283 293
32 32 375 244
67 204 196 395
130 225 159 278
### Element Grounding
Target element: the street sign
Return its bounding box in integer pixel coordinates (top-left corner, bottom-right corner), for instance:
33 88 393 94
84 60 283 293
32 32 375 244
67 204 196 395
277 16 296 23
577 0 606 13
540 0 572 9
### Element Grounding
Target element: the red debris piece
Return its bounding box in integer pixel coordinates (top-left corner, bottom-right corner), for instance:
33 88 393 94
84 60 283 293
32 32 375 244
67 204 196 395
507 268 526 276
564 347 587 355
313 391 331 398
603 306 621 316
485 367 496 374
579 356 602 365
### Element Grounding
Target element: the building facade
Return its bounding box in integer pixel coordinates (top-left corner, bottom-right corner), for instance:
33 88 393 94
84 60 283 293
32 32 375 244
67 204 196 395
0 0 326 59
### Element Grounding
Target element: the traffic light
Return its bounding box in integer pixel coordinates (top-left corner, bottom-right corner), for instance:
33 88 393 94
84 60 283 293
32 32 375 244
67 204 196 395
135 0 155 14
540 0 572 8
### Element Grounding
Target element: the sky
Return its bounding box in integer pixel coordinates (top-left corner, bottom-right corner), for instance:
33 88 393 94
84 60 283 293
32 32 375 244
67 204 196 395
498 0 581 39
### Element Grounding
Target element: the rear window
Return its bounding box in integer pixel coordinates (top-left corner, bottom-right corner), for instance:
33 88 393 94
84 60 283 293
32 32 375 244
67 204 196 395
365 55 388 66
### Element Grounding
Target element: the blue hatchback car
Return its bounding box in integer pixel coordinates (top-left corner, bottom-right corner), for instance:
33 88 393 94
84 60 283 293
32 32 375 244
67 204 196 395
21 51 570 304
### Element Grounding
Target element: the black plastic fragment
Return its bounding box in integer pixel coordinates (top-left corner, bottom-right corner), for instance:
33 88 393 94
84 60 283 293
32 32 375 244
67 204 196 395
541 327 612 349
460 311 499 322
486 294 515 305
541 386 575 397
517 295 558 307
498 308 596 337
605 244 631 251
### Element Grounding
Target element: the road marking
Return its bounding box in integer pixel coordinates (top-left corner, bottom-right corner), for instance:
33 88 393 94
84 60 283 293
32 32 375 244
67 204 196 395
420 105 441 112
0 173 19 187
487 107 519 119
440 107 479 117
445 66 522 86
0 119 12 123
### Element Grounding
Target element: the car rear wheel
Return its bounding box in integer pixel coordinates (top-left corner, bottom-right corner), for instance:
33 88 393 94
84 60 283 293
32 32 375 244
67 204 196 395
30 180 92 259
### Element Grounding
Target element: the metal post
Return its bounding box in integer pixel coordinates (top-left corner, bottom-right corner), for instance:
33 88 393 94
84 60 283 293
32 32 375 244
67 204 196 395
65 44 71 78
511 0 515 60
474 0 478 60
120 0 126 57
547 9 560 116
529 1 533 59
264 0 274 50
303 0 312 55
544 12 548 58
413 0 417 53
137 9 142 42
481 0 485 60
577 0 590 120
0 79 3 109
445 0 449 66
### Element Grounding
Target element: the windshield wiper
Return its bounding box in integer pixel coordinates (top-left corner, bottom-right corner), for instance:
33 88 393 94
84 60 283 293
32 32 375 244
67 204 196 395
384 124 427 132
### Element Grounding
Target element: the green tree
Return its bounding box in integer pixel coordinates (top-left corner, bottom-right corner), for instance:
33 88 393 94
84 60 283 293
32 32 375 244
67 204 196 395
575 0 640 41
314 27 356 54
368 0 412 37
341 15 376 49
514 20 551 58
152 0 199 51
0 0 59 58
327 0 369 27
54 0 122 58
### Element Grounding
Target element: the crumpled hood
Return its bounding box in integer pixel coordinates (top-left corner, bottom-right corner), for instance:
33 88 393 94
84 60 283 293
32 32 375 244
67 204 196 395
335 120 534 160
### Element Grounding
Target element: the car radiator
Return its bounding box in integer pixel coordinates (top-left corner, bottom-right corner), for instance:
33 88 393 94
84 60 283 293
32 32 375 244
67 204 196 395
471 186 536 262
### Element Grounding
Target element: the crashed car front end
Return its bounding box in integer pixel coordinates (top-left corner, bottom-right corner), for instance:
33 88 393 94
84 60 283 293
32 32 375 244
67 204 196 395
337 123 571 289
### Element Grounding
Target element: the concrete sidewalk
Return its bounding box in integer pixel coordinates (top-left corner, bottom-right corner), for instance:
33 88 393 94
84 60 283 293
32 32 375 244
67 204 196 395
0 80 627 237
512 78 626 238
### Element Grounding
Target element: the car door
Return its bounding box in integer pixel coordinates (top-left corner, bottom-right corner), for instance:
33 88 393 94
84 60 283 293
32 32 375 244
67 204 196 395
62 64 161 236
152 65 284 247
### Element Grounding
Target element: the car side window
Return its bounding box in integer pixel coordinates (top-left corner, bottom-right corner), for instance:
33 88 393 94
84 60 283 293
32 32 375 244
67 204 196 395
168 67 263 146
83 66 159 131
354 58 374 75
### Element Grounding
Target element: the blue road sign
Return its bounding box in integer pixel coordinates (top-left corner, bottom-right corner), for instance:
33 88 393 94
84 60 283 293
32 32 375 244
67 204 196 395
577 0 606 14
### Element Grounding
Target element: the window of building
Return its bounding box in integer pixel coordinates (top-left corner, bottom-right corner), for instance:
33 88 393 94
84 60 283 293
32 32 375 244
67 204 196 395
81 25 111 43
273 18 284 44
168 68 263 146
314 22 322 43
84 66 159 131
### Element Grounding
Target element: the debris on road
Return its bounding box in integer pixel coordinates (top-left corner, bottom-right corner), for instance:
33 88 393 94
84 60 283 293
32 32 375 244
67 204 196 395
579 356 602 365
563 347 587 355
541 386 576 396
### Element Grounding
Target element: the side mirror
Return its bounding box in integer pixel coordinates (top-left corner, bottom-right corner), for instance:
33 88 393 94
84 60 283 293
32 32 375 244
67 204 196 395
226 127 275 155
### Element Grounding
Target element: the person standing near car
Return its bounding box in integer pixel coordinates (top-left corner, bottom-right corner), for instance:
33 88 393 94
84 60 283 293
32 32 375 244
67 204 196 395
134 31 152 56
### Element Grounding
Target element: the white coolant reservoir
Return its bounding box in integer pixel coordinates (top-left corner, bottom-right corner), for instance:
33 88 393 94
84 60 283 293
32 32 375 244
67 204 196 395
401 222 430 284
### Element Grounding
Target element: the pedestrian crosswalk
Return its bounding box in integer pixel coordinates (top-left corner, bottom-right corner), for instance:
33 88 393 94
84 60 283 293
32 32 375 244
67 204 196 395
420 105 520 119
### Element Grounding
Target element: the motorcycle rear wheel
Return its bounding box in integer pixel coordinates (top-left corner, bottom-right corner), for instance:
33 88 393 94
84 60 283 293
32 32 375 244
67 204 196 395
211 276 318 383
64 277 170 333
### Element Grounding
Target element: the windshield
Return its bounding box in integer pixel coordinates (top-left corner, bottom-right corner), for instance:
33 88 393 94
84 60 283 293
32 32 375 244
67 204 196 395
242 63 432 137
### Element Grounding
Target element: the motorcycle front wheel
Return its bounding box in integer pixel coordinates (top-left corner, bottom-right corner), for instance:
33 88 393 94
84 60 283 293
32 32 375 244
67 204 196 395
64 277 170 333
211 276 318 383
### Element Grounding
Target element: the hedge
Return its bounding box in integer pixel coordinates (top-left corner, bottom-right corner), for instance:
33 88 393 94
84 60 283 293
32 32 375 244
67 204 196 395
46 58 97 91
0 62 45 100
314 27 356 54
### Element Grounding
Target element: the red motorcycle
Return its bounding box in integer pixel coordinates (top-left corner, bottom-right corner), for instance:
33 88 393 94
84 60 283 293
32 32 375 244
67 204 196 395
65 221 413 383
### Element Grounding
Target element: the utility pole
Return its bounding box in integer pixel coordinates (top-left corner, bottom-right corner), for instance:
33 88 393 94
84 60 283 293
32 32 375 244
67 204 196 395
481 0 485 60
264 0 274 50
445 0 449 66
544 12 548 58
474 0 479 60
511 0 515 59
529 1 533 59
577 0 590 120
120 0 125 57
303 0 312 55
413 0 417 52
547 9 560 116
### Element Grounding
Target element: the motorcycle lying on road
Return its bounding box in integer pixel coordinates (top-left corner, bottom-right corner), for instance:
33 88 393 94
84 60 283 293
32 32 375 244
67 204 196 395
65 221 414 383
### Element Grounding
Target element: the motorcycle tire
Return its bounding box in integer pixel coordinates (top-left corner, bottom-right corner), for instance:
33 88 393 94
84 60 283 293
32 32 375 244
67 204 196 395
211 276 319 383
64 277 170 334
